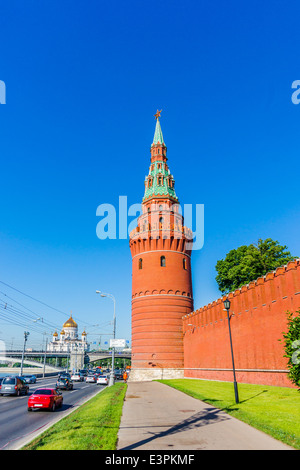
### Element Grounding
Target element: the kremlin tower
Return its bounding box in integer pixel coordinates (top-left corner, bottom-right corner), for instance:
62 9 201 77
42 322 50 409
129 111 194 381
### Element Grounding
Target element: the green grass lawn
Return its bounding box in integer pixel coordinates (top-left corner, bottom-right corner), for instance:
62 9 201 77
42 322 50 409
157 379 300 449
22 383 127 450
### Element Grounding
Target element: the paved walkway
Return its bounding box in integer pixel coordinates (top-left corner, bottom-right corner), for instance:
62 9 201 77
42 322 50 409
117 381 292 450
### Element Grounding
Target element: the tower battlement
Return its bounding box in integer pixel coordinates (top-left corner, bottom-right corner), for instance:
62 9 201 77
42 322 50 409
129 224 193 254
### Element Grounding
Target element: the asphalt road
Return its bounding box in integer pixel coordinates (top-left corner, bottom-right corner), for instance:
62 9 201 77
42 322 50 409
0 376 105 450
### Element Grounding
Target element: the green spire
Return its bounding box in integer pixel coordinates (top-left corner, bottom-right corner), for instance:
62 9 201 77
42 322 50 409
152 118 164 146
143 111 177 202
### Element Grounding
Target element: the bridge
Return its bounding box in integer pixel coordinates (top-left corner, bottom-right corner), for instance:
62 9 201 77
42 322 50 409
87 351 131 363
0 355 61 372
0 350 132 371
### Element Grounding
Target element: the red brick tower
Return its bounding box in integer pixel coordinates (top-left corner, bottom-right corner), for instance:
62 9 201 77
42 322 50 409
129 111 194 380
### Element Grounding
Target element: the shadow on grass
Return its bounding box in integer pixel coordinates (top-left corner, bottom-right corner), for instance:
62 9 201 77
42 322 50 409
238 390 268 405
190 389 268 415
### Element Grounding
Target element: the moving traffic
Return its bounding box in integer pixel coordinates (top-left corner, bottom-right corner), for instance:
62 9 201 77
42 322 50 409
0 367 128 450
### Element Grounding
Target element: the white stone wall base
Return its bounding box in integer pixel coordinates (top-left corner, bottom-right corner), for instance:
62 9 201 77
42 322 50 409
128 368 184 382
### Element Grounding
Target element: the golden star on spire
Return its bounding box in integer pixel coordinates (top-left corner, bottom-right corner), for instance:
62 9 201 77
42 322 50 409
154 109 162 120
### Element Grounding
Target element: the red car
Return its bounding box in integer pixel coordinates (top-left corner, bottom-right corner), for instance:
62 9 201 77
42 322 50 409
28 388 63 412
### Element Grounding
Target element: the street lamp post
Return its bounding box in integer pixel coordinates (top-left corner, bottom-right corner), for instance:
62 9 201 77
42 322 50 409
96 290 116 386
20 317 42 376
223 298 239 404
43 337 48 378
20 331 30 376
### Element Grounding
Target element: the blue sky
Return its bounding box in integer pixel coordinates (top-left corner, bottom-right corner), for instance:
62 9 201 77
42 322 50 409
0 0 300 349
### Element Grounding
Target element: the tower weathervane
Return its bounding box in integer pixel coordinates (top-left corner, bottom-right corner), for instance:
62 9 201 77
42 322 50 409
154 109 162 120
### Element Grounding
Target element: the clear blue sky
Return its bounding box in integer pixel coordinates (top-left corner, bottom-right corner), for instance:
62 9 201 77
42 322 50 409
0 0 300 349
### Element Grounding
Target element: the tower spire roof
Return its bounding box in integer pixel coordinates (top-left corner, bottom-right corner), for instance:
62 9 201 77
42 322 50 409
152 110 164 146
143 111 177 202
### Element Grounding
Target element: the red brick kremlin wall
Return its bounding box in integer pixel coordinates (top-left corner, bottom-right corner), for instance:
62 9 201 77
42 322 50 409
183 259 300 387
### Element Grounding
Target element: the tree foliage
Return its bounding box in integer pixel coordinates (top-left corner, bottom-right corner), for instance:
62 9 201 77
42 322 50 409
215 238 296 294
281 310 300 389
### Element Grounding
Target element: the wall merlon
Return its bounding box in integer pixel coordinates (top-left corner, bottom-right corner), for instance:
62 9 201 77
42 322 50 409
265 272 275 281
286 259 298 270
275 266 285 275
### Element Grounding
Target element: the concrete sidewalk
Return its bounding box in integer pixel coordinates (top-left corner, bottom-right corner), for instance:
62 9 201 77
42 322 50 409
117 381 292 450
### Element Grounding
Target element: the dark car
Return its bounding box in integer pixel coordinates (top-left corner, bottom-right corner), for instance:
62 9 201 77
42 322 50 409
58 372 71 380
23 375 37 384
0 376 29 396
114 370 123 380
56 377 73 391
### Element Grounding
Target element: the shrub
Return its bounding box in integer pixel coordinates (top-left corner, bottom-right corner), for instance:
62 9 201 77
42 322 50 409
281 310 300 389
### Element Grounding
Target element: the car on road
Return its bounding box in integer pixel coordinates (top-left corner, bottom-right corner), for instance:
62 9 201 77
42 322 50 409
28 388 63 412
58 372 71 380
71 373 84 382
97 375 109 385
23 375 37 384
114 370 123 380
0 376 29 396
85 375 97 383
56 377 73 391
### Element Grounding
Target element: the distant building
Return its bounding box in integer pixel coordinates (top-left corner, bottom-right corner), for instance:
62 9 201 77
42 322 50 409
47 315 89 353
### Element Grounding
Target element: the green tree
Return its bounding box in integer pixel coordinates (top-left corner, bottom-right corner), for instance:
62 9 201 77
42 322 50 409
281 310 300 389
215 238 296 294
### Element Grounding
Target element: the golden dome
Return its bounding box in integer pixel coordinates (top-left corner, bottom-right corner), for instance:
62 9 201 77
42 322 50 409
63 315 78 328
60 329 65 335
82 330 87 336
53 331 58 337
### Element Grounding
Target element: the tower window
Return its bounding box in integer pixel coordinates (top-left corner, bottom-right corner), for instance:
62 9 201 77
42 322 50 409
183 258 187 270
160 256 166 267
139 258 143 269
159 217 164 224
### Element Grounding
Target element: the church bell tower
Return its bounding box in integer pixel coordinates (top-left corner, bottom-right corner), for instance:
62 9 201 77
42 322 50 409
129 111 194 381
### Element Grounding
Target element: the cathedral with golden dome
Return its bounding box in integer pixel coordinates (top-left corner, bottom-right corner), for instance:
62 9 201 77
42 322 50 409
47 314 89 353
